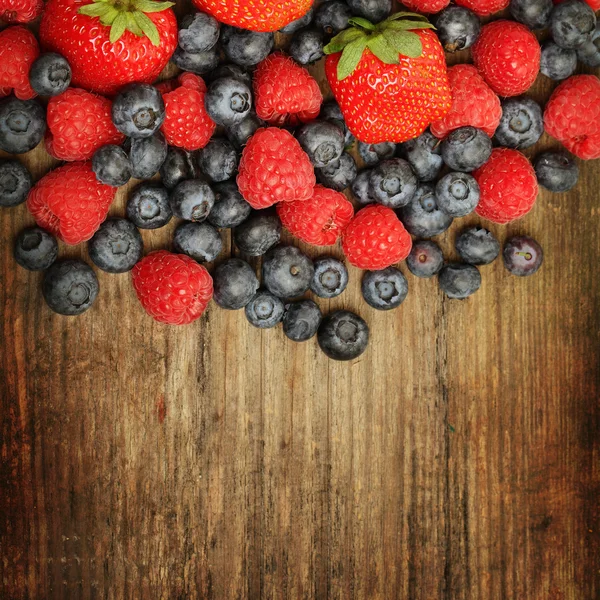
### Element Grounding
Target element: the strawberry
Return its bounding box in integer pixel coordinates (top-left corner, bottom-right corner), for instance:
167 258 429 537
454 0 509 15
0 0 44 23
39 0 177 95
324 13 452 144
192 0 313 33
0 26 39 100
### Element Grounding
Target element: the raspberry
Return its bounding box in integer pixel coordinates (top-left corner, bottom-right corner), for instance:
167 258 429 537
0 0 44 22
132 251 213 325
45 88 124 161
474 148 538 224
472 21 541 98
277 185 354 246
430 65 502 139
402 0 450 12
342 205 412 270
237 127 316 210
27 162 116 245
253 52 323 126
454 0 509 15
544 75 600 161
0 26 39 100
161 73 216 151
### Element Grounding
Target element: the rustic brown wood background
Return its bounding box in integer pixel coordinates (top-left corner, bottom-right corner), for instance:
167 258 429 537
1 2 599 598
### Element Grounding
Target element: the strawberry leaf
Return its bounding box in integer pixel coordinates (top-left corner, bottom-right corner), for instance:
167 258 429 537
382 30 423 58
323 28 365 54
367 34 399 65
348 16 376 31
385 11 429 22
78 2 114 18
133 0 175 13
132 10 160 46
381 20 436 32
109 11 128 42
337 36 368 80
126 12 144 36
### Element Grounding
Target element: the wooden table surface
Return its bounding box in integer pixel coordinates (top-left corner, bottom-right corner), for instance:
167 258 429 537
1 3 599 599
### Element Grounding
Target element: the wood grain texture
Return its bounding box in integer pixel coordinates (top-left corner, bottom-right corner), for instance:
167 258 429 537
1 3 599 599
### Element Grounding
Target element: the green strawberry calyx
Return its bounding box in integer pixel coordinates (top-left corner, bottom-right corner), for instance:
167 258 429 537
323 12 435 81
78 0 174 47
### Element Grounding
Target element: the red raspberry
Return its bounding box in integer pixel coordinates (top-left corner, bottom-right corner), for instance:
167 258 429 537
132 251 213 326
472 21 540 98
454 0 509 15
277 185 354 246
0 0 44 22
342 205 412 270
402 0 450 12
27 162 116 245
544 75 600 161
430 65 501 139
45 88 124 161
253 52 322 126
237 127 316 210
0 26 39 100
161 73 216 151
474 148 538 225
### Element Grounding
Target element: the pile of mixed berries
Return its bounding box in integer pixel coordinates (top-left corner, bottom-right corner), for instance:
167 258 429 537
0 0 599 361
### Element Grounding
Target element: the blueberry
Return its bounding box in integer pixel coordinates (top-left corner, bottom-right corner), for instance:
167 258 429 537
296 120 345 168
510 0 552 30
346 0 391 23
455 227 500 266
29 53 71 97
197 138 238 183
438 264 481 300
128 132 167 180
289 28 325 65
111 84 165 138
43 260 99 316
160 146 198 189
205 77 252 127
317 310 369 361
314 1 352 36
0 97 46 154
245 289 285 328
316 152 357 191
358 141 396 166
213 258 259 309
208 64 253 87
92 145 132 187
319 100 354 145
283 300 322 342
435 172 480 218
226 113 264 149
534 151 579 192
280 8 314 33
127 182 173 229
550 0 596 49
434 6 481 52
310 256 348 298
503 236 544 276
361 267 408 311
88 218 143 274
233 210 281 256
369 158 417 209
351 170 375 205
540 42 577 81
209 181 252 228
441 126 492 172
577 23 600 67
173 222 223 263
221 26 274 67
0 159 31 207
172 46 220 75
263 245 314 298
495 98 544 150
406 240 444 278
14 227 58 271
398 131 443 182
398 183 453 238
169 180 215 222
178 11 220 53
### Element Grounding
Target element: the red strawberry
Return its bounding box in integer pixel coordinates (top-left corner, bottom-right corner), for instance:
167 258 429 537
132 251 213 325
277 185 354 246
454 0 509 15
0 0 44 23
45 88 124 161
324 13 452 144
237 128 316 210
0 26 39 100
27 162 116 245
39 0 177 95
160 73 216 151
402 0 450 13
253 53 323 126
192 0 313 32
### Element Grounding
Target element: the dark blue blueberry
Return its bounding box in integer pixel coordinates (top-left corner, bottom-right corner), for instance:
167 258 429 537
495 98 544 150
88 218 143 273
226 113 264 149
111 84 165 138
358 141 396 166
434 6 481 52
0 97 45 154
316 151 357 191
289 28 325 65
435 172 480 218
178 11 220 53
0 159 31 207
160 146 198 189
441 126 492 172
534 151 579 192
361 267 408 311
43 260 99 316
510 0 552 30
92 145 132 187
280 8 314 33
398 131 443 182
297 120 345 168
319 100 354 145
455 227 500 266
213 258 259 309
369 158 417 209
173 222 223 263
128 132 168 180
209 181 252 228
208 64 253 87
29 53 71 96
314 1 352 36
406 240 444 279
398 183 453 238
310 256 348 298
351 170 375 205
540 41 577 80
14 227 58 271
172 46 220 75
169 179 215 222
283 300 322 342
233 210 281 256
317 310 369 361
221 26 274 67
438 264 481 299
503 236 544 276
127 182 173 229
197 138 238 183
550 0 596 49
263 245 314 298
577 23 600 66
245 289 285 328
205 77 252 127
347 0 391 22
